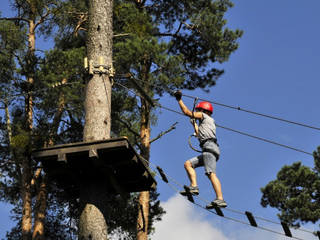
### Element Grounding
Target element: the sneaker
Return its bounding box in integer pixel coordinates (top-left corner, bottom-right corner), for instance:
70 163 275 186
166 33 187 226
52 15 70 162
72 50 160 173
180 185 199 196
206 199 227 209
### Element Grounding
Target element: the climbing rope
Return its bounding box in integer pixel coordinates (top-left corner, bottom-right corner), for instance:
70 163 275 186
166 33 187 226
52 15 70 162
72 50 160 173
188 134 202 153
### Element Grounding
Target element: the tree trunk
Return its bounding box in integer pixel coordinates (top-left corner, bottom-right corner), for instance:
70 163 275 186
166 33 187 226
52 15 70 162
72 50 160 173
21 157 32 240
135 54 152 240
83 0 113 141
32 82 65 239
79 183 109 240
32 175 47 240
4 98 12 144
47 78 66 147
22 16 36 240
137 97 151 240
79 0 113 239
137 191 150 240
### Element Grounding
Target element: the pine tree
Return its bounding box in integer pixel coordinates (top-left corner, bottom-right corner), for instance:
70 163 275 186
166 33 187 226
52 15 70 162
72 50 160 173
1 0 242 239
0 1 82 239
261 147 320 230
112 1 242 239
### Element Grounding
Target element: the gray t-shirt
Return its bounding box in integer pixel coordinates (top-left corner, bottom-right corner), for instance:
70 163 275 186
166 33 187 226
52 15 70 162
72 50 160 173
197 113 216 142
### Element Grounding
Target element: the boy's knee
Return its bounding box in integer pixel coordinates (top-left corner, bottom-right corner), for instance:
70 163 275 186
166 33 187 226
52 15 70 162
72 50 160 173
206 172 216 178
184 160 192 169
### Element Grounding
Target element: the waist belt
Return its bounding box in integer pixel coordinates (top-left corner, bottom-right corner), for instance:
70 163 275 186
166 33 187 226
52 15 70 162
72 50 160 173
199 138 220 161
200 138 217 147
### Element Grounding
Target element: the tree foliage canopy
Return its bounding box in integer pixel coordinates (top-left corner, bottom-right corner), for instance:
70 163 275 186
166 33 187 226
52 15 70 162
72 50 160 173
112 0 242 95
261 147 320 228
0 0 243 238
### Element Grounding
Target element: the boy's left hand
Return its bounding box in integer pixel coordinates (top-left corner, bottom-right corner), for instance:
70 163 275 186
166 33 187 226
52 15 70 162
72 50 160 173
174 90 182 101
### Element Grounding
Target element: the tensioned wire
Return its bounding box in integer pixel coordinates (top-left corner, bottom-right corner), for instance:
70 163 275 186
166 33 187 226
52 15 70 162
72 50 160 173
3 78 315 233
114 80 318 236
5 78 313 157
115 77 313 156
4 74 320 132
8 74 314 236
153 102 313 156
122 75 320 132
114 80 317 236
137 155 317 240
181 93 320 131
3 77 313 237
6 75 320 132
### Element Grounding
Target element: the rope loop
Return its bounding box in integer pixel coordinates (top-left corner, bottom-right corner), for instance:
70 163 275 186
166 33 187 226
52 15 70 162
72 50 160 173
188 134 202 153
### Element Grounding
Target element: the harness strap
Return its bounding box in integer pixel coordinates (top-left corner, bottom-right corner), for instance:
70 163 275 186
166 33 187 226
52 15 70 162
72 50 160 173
199 138 217 147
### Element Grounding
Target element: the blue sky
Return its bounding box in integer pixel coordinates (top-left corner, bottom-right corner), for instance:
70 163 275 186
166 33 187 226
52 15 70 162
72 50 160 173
1 0 320 239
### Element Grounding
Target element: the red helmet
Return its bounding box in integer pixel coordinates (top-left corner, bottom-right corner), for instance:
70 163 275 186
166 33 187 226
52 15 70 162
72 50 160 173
195 101 213 114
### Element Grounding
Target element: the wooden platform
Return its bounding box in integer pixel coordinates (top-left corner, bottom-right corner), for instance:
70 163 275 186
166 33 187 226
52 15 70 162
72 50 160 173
32 137 157 196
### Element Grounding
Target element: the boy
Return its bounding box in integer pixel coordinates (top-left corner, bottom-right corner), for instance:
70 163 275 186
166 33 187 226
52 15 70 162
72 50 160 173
174 90 227 208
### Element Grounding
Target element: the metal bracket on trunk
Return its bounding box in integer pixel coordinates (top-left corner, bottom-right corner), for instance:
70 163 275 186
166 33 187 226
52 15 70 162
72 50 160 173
84 57 115 77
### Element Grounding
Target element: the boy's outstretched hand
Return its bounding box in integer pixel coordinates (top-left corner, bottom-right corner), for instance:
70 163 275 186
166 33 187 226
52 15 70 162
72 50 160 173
174 90 182 101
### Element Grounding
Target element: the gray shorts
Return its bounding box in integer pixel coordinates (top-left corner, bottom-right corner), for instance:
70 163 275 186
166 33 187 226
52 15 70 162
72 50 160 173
188 140 220 175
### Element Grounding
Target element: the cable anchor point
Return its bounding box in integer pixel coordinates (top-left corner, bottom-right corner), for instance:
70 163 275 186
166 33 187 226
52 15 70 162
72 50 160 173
84 56 115 81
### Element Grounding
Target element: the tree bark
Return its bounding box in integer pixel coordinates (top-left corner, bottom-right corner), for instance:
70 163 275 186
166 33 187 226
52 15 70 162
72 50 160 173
4 98 12 144
32 175 47 240
79 182 109 240
83 0 113 141
22 13 36 240
137 191 150 240
137 97 151 240
47 78 66 146
136 54 152 240
32 82 65 239
21 157 32 240
79 0 113 239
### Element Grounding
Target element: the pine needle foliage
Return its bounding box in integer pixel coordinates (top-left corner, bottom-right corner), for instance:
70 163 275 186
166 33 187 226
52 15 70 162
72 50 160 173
0 0 243 238
261 147 320 229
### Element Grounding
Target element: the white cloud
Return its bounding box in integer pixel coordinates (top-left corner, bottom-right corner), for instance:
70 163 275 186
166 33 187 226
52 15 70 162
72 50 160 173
151 194 317 240
152 194 228 240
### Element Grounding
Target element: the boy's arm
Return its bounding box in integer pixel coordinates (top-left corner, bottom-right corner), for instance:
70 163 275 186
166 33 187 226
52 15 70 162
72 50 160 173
190 118 199 136
174 91 202 119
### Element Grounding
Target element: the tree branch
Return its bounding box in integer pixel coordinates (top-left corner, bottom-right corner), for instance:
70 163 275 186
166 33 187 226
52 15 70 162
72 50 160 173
182 21 201 33
0 160 17 168
115 117 143 151
72 12 88 36
155 21 200 38
66 11 89 36
154 32 176 37
116 117 140 138
0 17 29 23
34 6 51 30
113 33 132 38
175 22 183 35
149 122 178 144
154 22 183 37
13 52 24 69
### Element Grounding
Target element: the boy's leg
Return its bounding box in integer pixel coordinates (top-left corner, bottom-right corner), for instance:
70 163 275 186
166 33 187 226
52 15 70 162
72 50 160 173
207 172 223 200
180 156 202 196
206 172 227 208
184 160 197 187
202 150 227 208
